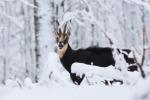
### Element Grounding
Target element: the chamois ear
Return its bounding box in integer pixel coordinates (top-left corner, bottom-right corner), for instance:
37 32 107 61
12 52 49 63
54 20 59 31
59 28 62 34
63 22 67 33
66 28 71 36
55 20 59 26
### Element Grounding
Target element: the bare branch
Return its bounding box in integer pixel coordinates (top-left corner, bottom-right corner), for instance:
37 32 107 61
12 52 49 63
133 25 146 78
133 50 145 78
141 26 146 67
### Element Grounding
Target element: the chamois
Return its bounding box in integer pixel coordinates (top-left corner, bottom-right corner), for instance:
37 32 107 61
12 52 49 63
54 21 137 85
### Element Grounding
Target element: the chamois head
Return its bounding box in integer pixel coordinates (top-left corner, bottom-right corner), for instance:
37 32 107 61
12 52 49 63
54 20 71 49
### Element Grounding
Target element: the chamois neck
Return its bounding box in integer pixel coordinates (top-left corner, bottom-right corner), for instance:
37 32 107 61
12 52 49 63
58 43 69 58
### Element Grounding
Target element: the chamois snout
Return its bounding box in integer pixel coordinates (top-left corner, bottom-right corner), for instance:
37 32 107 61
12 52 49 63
58 42 64 49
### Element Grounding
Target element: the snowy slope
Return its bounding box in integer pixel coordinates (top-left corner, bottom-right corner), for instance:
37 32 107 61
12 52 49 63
0 52 150 100
0 84 132 100
0 77 150 100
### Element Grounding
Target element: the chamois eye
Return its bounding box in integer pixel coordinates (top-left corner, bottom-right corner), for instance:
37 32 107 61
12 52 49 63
63 38 68 44
64 35 68 39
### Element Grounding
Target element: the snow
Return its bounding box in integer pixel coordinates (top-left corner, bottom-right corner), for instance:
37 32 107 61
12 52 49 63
39 52 71 86
132 77 150 100
71 63 124 81
0 52 150 100
125 0 150 10
0 83 132 100
0 11 24 29
19 0 38 8
1 0 150 100
71 62 140 86
0 77 149 100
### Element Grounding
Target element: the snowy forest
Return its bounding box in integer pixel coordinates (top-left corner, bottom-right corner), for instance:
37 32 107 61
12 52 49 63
0 0 150 100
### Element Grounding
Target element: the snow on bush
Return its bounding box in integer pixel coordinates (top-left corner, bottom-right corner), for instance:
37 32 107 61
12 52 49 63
113 48 140 84
39 52 72 86
70 48 140 85
71 62 140 85
0 52 150 100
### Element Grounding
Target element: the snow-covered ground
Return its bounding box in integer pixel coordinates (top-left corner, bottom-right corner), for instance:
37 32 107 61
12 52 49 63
0 52 150 100
0 77 150 100
1 0 150 100
0 84 132 100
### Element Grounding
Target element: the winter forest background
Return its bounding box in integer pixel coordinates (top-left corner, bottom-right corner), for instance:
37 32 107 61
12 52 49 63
0 0 150 100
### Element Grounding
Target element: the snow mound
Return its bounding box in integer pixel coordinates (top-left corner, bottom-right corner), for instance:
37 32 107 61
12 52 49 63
0 85 131 100
71 63 140 85
39 52 71 86
72 63 123 79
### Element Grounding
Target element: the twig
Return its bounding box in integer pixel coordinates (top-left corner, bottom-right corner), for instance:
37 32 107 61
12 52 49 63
133 25 146 78
133 50 145 78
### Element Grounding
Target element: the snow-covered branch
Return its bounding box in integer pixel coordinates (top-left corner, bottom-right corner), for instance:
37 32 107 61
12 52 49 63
71 63 124 80
133 25 146 78
19 0 38 8
124 0 150 11
0 11 23 29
